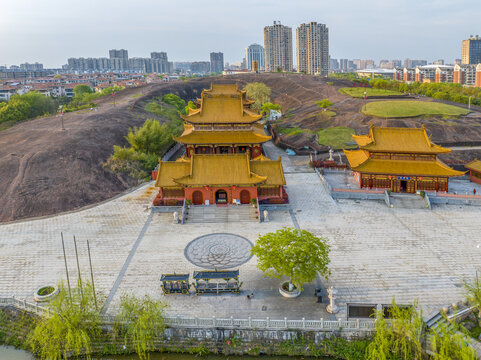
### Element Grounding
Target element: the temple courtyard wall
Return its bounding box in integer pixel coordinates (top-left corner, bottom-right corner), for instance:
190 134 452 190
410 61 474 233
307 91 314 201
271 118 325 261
0 145 480 322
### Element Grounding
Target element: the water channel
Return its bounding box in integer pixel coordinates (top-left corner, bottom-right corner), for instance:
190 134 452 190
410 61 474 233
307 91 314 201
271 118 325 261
0 346 332 359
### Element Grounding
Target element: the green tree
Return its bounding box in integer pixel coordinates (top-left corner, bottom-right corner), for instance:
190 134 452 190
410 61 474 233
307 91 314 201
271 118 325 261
366 300 423 360
73 84 93 98
261 102 281 117
250 227 330 291
162 93 186 112
243 82 271 112
316 99 334 111
115 294 167 360
184 100 197 115
465 275 481 316
27 282 101 360
429 321 476 360
125 119 174 156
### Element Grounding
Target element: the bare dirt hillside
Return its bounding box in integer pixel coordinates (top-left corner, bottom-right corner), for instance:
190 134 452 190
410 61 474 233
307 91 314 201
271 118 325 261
1 73 480 222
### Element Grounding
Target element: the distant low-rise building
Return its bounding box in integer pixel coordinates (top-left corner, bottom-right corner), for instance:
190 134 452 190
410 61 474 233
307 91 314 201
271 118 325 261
403 68 415 82
453 64 477 85
435 66 454 83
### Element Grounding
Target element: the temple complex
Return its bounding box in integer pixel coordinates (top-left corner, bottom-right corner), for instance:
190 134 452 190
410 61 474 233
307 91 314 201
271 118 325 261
154 84 287 206
344 126 464 193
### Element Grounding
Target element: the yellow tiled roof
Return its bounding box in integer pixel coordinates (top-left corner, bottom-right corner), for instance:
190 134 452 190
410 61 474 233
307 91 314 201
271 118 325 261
155 161 190 187
181 84 262 124
345 150 464 177
174 154 267 186
250 157 286 185
174 129 271 144
353 126 451 154
465 159 481 173
252 154 270 161
155 153 287 187
343 149 369 168
351 134 371 146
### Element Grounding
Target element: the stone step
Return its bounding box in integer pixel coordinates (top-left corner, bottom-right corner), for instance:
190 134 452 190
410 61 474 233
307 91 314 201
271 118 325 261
185 205 257 223
389 194 427 209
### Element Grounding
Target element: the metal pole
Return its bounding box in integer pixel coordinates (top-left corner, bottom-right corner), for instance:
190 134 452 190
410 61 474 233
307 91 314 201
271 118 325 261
87 239 98 310
469 96 471 110
61 232 72 299
73 236 84 300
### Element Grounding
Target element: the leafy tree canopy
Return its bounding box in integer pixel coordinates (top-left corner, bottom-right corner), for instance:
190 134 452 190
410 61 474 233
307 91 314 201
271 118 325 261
251 227 330 289
316 99 334 109
0 92 56 124
27 282 101 360
125 118 174 156
261 102 281 116
184 100 197 115
162 93 186 113
73 84 93 97
244 82 271 112
115 294 167 360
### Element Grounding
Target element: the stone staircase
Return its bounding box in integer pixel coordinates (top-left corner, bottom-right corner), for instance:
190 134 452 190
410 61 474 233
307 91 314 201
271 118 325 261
184 205 258 223
389 193 428 209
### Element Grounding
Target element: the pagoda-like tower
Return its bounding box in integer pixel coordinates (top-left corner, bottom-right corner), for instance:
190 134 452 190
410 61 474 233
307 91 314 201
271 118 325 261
175 84 271 159
153 84 287 206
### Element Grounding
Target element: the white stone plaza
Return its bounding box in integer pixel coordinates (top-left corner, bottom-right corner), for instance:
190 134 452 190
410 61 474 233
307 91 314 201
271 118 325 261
0 143 480 321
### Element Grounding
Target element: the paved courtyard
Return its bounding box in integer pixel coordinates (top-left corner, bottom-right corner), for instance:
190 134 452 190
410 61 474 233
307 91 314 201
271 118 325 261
1 145 481 321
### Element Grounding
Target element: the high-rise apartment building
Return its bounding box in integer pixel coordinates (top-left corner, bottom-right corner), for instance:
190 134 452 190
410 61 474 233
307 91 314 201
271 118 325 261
151 52 170 73
264 21 293 72
330 57 339 70
296 21 329 76
245 44 265 71
462 35 481 65
109 49 129 70
210 52 224 73
20 62 43 71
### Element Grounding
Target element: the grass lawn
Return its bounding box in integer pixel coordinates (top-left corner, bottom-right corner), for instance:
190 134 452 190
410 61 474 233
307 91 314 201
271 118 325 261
277 126 305 136
318 127 355 149
339 87 403 98
362 100 470 118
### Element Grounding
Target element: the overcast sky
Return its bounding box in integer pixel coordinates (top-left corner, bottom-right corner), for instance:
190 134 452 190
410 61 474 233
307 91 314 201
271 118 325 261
1 0 480 68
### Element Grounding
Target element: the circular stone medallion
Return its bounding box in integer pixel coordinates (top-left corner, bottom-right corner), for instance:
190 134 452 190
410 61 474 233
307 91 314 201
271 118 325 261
184 233 253 269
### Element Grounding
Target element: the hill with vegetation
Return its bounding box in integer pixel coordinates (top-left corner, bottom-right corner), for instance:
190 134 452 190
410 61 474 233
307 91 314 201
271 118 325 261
0 73 481 222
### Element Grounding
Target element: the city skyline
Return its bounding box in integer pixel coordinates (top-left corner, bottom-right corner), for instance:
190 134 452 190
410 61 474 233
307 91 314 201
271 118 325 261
2 0 480 68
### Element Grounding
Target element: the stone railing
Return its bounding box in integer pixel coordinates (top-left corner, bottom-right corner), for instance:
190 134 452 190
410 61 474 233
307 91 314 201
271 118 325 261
423 193 431 210
384 190 391 208
0 297 376 332
314 168 333 195
162 143 183 161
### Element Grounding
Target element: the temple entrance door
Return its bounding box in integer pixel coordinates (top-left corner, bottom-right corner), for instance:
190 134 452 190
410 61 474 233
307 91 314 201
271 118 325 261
240 190 250 204
192 191 203 205
215 190 228 204
400 180 407 192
